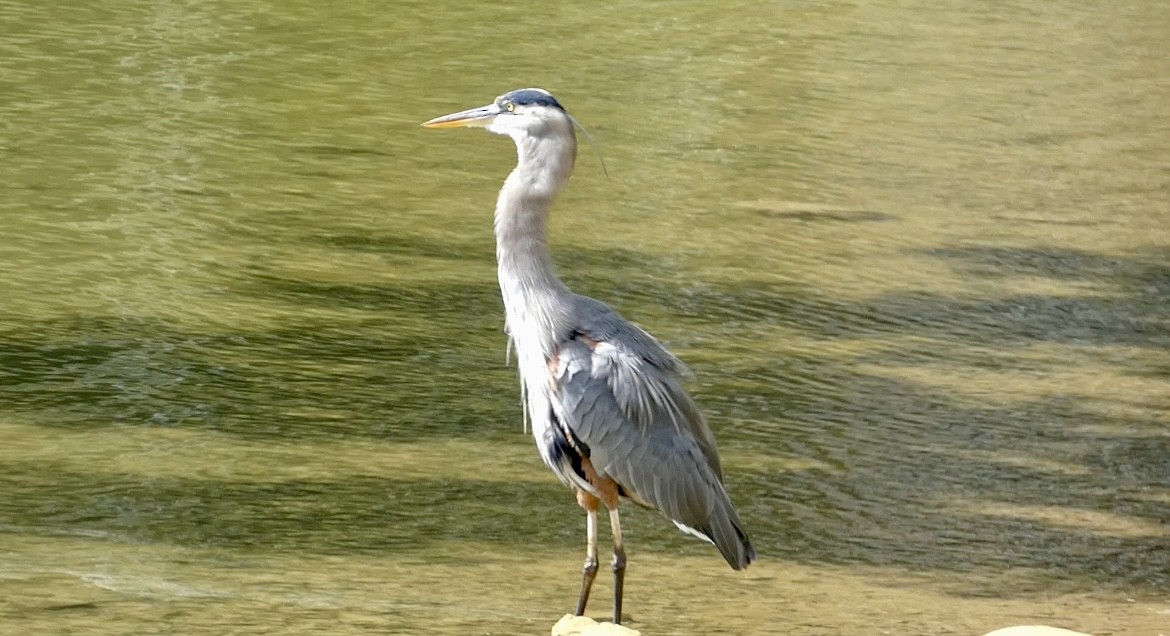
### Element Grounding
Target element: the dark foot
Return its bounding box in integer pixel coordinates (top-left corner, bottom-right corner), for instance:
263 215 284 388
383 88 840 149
611 547 626 624
574 556 599 616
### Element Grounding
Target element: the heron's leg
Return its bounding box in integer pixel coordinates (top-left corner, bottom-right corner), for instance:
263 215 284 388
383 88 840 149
608 507 627 625
578 459 625 624
574 490 600 616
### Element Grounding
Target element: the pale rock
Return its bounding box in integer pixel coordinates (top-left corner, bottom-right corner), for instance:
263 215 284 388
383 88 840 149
982 626 1093 636
551 614 641 636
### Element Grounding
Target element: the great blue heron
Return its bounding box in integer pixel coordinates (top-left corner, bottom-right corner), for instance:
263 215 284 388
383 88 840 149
422 88 754 625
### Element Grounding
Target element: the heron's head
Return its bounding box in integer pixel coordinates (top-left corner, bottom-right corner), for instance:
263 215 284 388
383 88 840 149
421 88 573 140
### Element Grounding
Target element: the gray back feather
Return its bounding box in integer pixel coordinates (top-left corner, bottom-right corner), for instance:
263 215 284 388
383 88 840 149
552 296 754 569
569 295 723 479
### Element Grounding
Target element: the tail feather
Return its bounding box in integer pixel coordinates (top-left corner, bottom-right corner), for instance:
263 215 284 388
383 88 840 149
675 494 755 570
709 495 755 570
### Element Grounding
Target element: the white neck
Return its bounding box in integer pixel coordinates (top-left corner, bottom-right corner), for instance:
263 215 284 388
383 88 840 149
493 127 577 356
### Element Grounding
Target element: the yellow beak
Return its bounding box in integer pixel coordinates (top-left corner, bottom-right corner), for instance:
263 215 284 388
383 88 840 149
421 103 501 129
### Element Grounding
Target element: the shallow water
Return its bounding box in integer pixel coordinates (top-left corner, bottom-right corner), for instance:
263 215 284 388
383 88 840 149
1 0 1168 634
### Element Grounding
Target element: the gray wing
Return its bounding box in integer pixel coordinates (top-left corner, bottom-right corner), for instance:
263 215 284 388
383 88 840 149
550 296 755 570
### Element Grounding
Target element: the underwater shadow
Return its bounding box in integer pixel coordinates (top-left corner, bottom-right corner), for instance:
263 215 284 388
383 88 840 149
0 460 576 555
4 238 1166 598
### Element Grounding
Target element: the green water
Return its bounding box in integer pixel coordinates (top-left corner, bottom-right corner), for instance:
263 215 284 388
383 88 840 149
2 1 1167 634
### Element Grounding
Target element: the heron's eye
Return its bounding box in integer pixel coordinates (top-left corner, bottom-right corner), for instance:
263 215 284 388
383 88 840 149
505 102 515 113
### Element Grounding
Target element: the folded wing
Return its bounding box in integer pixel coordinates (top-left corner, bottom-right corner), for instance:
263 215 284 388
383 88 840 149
549 296 755 570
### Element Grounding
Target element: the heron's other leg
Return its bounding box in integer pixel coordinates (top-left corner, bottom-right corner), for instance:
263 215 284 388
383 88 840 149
574 489 600 616
580 457 625 624
607 507 627 625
